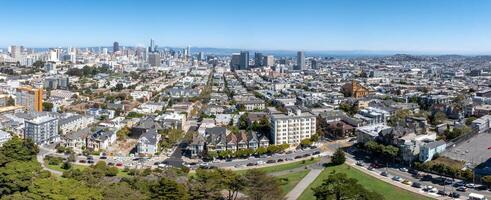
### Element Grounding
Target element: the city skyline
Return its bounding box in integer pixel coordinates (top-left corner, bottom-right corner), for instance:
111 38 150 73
1 0 491 54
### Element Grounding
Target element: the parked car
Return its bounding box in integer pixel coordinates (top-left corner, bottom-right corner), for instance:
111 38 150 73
79 160 86 163
99 156 107 159
367 166 374 171
266 160 276 164
412 182 422 188
294 155 302 159
475 185 488 191
399 167 408 172
465 183 476 188
246 163 256 166
277 158 284 162
392 176 403 182
380 171 389 177
456 186 467 192
356 161 364 166
437 190 448 196
402 180 412 185
116 163 123 167
453 181 465 187
313 151 321 155
87 160 94 164
408 168 418 175
448 192 460 198
421 174 433 181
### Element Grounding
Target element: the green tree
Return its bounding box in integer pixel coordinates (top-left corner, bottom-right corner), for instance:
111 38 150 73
300 139 313 148
238 113 249 129
243 169 282 200
483 176 491 189
150 177 188 200
0 160 42 196
220 169 246 200
42 102 54 112
255 147 267 155
331 148 346 165
103 182 146 200
17 178 103 200
312 172 384 200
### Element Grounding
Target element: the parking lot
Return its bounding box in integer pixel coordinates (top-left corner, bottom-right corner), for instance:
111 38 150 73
443 133 491 166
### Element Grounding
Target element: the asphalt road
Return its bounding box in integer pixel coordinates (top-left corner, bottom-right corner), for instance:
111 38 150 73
201 147 322 169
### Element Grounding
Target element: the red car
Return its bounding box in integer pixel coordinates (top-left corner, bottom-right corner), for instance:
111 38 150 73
116 163 123 167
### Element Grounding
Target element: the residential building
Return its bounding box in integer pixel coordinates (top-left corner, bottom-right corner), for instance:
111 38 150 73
270 108 316 145
419 140 447 162
24 115 59 144
16 86 43 112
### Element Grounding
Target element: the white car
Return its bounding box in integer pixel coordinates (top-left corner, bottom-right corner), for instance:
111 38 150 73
257 161 265 165
399 167 408 172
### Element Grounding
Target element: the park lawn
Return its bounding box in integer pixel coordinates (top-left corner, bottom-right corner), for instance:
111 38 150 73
236 157 320 174
276 170 310 196
298 164 432 200
46 162 129 177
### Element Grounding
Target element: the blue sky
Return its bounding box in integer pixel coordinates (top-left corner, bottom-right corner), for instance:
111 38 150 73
1 0 491 53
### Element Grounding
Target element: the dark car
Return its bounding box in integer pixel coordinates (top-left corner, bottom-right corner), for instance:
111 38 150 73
87 156 94 160
107 162 114 166
408 168 418 175
79 160 87 163
421 174 433 181
475 185 488 190
266 160 276 164
437 190 448 196
246 163 256 166
313 151 321 155
449 192 460 198
99 156 107 159
294 155 302 159
87 160 95 164
411 182 422 188
226 159 233 162
277 159 284 162
303 154 310 157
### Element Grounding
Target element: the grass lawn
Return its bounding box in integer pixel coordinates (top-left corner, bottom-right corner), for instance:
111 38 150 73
276 170 310 196
46 162 129 177
236 157 320 174
298 164 432 200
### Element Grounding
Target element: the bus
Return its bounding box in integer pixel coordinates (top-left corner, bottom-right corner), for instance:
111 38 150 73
469 193 488 200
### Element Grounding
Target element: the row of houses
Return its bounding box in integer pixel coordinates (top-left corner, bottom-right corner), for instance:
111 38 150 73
188 127 269 157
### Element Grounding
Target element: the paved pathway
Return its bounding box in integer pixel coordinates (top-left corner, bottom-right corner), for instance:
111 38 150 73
285 169 322 200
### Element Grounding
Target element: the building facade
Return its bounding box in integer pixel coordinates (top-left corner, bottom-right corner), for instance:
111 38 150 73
16 86 43 112
24 115 59 144
270 109 316 145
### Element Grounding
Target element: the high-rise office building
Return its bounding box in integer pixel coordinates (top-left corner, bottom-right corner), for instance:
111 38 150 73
230 53 241 71
254 52 263 67
113 42 120 53
239 51 249 70
311 59 318 70
296 51 305 70
9 45 22 59
198 52 205 61
263 55 274 67
148 53 161 66
149 39 157 53
16 86 43 112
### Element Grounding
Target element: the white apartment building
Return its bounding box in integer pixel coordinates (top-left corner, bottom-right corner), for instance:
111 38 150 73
24 115 59 144
270 109 316 145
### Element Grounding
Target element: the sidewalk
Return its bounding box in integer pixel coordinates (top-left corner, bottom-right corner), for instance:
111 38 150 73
285 169 322 200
